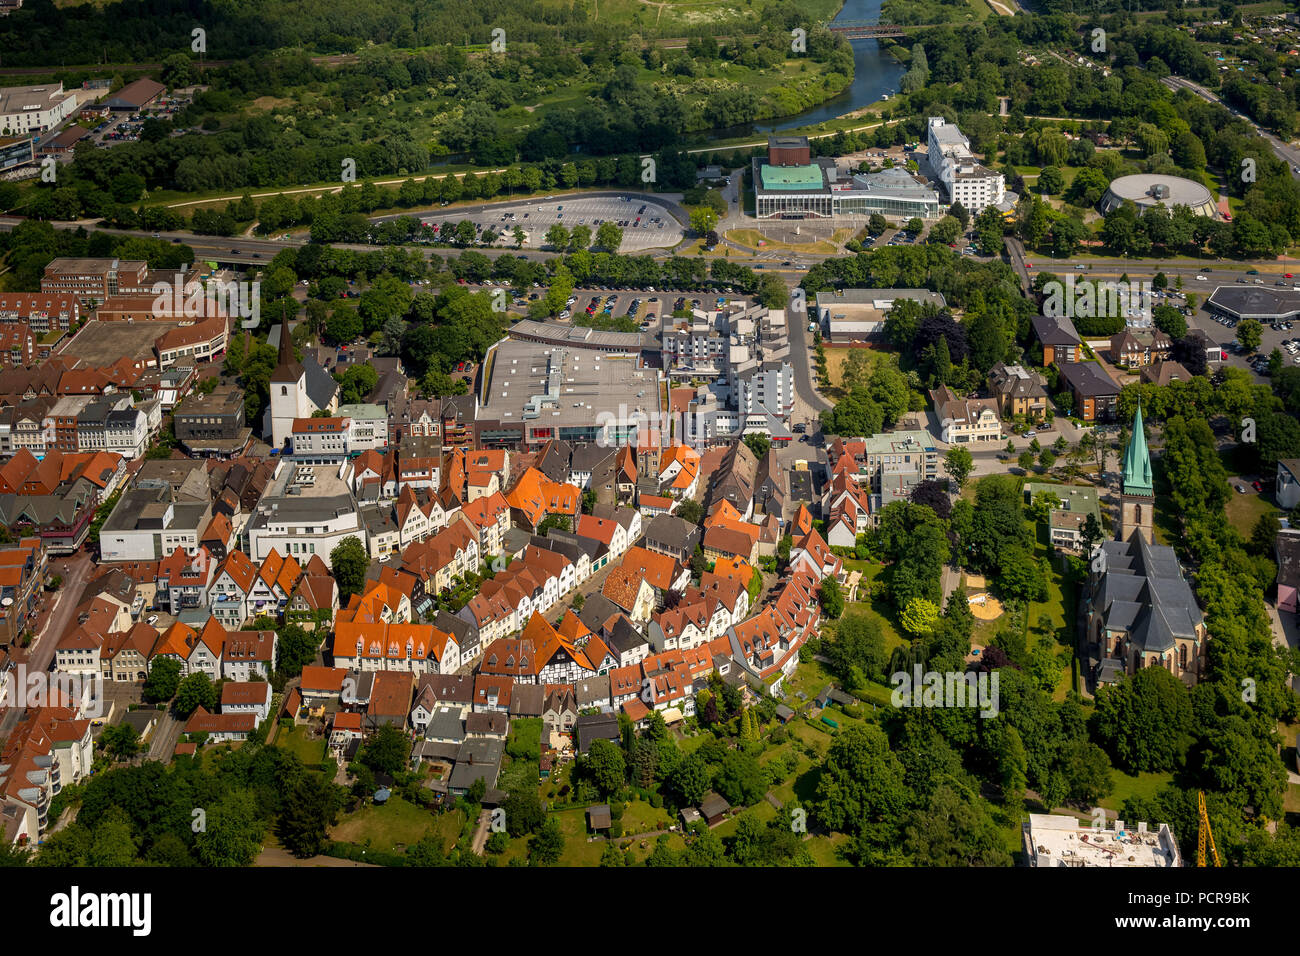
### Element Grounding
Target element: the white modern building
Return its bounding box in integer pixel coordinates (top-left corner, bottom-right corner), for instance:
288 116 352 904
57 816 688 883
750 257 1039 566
243 461 365 564
0 83 78 136
926 117 1005 212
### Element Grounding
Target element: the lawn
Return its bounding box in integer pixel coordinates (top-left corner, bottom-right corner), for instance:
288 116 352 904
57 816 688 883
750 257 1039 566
552 807 608 866
619 799 674 836
823 346 892 399
329 795 445 853
273 723 328 767
1225 490 1278 537
1097 770 1175 814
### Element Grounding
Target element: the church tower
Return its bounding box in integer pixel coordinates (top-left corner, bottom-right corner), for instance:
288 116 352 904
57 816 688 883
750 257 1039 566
1119 403 1154 542
269 321 310 450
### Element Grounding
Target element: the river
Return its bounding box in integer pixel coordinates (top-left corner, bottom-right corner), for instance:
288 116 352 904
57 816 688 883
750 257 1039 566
709 0 906 141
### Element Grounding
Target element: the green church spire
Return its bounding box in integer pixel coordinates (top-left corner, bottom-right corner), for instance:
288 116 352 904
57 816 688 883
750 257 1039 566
1121 402 1153 497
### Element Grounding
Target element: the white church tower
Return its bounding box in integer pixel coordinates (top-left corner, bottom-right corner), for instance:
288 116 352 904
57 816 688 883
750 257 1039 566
269 322 312 450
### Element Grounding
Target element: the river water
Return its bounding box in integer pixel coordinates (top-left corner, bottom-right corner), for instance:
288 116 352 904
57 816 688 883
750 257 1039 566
709 0 906 140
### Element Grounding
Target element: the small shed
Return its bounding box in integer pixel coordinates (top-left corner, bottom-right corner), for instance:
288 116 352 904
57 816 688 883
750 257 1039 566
700 792 731 827
680 807 702 828
588 804 612 833
774 704 794 724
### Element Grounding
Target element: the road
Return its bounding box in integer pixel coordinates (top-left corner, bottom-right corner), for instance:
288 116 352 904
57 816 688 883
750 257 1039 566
1162 75 1300 179
0 551 91 741
146 711 183 763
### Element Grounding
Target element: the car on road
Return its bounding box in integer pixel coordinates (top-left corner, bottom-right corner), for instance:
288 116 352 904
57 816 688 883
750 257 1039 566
147 615 159 626
1247 269 1259 274
231 248 240 254
1287 274 1295 279
1075 264 1087 270
1196 275 1208 281
1025 262 1032 269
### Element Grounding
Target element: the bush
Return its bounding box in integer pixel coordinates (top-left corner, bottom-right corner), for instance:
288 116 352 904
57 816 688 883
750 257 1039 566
610 801 625 821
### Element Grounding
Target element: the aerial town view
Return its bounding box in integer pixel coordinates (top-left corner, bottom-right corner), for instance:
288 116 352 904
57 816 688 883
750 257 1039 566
0 0 1295 925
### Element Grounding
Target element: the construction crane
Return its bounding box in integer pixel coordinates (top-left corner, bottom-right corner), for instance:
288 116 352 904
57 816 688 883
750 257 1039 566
1197 791 1220 867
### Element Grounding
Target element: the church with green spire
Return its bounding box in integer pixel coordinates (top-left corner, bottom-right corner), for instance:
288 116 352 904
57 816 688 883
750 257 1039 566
1119 403 1153 542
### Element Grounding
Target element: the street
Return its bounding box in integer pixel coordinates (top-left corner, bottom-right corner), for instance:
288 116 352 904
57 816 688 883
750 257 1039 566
0 550 91 740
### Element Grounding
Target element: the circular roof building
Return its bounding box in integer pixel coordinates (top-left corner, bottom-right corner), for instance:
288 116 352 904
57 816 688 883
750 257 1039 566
1100 174 1217 217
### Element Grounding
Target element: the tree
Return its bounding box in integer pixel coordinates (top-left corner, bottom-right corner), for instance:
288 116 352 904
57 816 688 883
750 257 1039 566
899 597 940 636
813 726 910 846
594 221 623 252
174 672 217 718
667 754 712 806
1017 450 1035 471
713 750 766 806
278 774 342 858
819 577 844 619
359 724 410 776
743 433 771 460
503 788 546 836
944 446 973 490
584 738 626 796
195 790 264 867
142 658 182 704
330 536 369 603
1091 668 1193 773
544 223 570 251
529 817 565 865
689 207 718 236
906 218 924 234
1236 319 1263 353
99 723 140 761
1080 512 1102 556
677 498 703 525
1037 166 1065 195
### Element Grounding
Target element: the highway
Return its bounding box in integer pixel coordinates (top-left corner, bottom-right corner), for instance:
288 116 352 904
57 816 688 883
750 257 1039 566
1162 74 1300 179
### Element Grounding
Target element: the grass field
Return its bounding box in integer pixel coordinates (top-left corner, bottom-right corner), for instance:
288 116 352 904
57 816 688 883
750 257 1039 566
724 228 853 256
273 724 327 768
329 795 447 853
1225 490 1278 537
1097 770 1175 814
822 345 892 399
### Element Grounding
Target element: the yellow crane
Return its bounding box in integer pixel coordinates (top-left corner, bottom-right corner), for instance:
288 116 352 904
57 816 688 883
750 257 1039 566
1197 791 1220 867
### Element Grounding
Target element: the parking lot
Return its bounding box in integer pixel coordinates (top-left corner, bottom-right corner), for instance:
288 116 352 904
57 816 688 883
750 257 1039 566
414 195 685 252
492 284 750 327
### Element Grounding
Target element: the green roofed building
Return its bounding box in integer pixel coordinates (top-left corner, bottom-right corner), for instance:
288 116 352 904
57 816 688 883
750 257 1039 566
1119 403 1154 542
760 164 825 190
751 139 941 221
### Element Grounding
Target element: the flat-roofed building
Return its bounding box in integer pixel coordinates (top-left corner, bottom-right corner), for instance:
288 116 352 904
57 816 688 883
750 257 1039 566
815 289 948 343
41 258 149 304
752 154 942 221
173 384 251 458
0 82 77 134
476 338 662 450
0 135 35 173
926 116 1005 212
1023 814 1180 867
244 461 363 564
